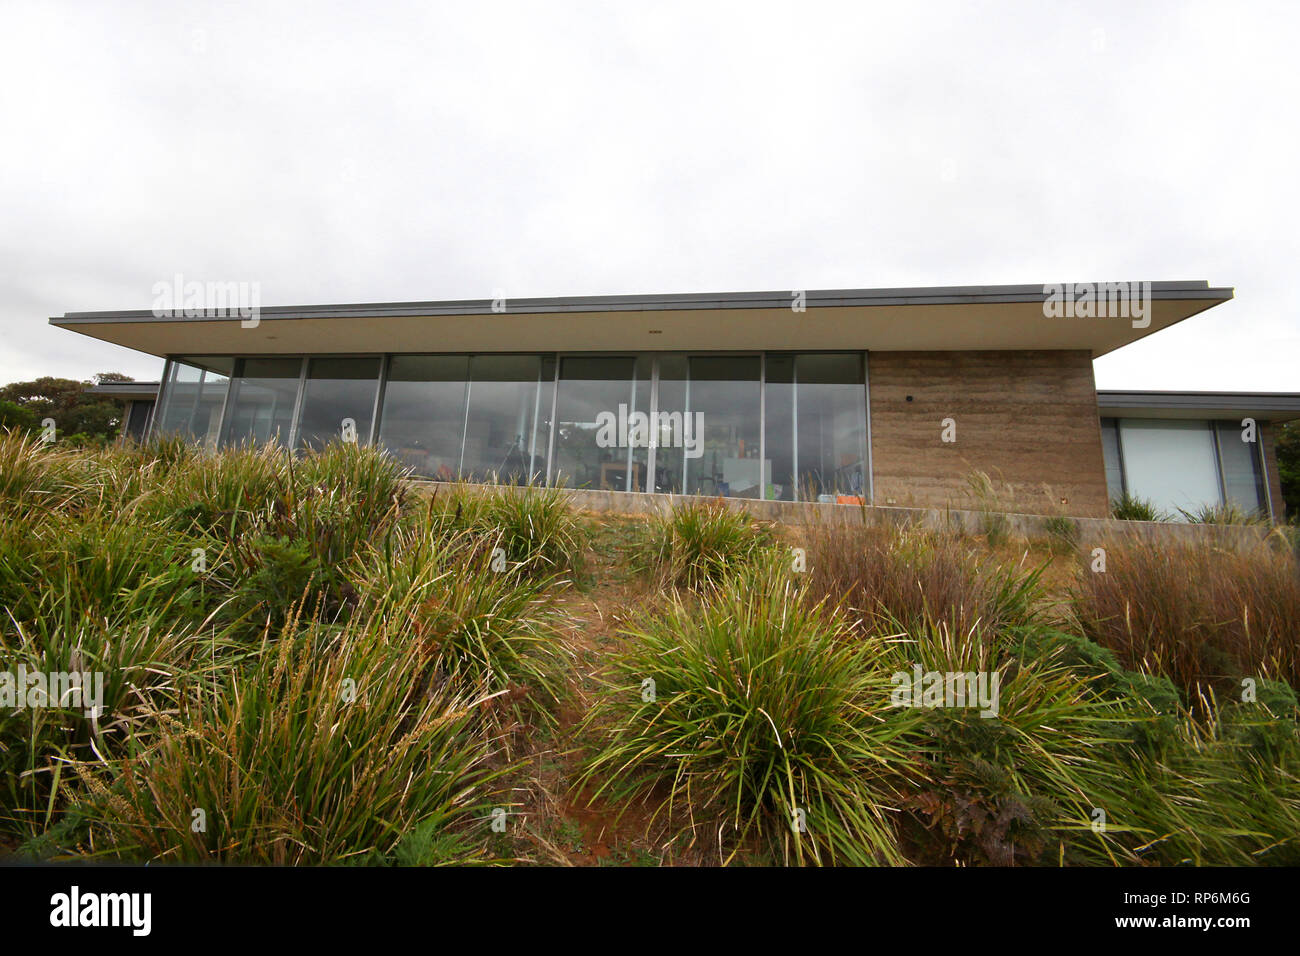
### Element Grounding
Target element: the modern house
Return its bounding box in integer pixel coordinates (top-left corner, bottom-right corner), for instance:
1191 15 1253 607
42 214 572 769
87 380 158 442
51 281 1296 521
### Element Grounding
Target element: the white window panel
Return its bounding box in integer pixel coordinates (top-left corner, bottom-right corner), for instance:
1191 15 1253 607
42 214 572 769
1118 419 1221 517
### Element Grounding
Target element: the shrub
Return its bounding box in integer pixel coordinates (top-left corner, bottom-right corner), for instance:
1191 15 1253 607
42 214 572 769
163 444 413 630
351 526 572 727
627 499 776 590
1042 515 1079 553
1220 679 1298 758
0 428 82 519
136 443 287 538
1088 696 1300 866
578 560 915 865
0 607 224 838
77 618 505 864
293 440 409 521
803 521 1047 644
876 622 1134 866
1177 502 1268 526
0 511 213 631
224 532 333 626
1013 628 1182 756
1111 493 1166 522
416 482 586 577
982 512 1011 548
1071 537 1300 700
963 470 1017 547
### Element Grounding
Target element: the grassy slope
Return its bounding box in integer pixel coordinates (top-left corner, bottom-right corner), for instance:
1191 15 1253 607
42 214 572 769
3 432 1293 866
499 513 1079 866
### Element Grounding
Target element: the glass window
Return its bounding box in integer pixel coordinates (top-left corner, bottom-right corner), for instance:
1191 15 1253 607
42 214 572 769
222 358 302 447
377 355 469 479
1118 419 1221 517
296 357 381 451
125 400 154 441
533 356 556 485
653 355 688 494
1215 420 1267 514
153 357 233 444
461 355 546 484
765 354 866 502
794 354 866 502
628 355 652 493
1100 418 1124 502
552 356 640 491
685 356 762 498
765 355 796 501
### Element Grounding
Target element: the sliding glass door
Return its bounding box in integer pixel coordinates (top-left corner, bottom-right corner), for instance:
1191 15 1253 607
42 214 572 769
795 353 867 501
653 355 688 493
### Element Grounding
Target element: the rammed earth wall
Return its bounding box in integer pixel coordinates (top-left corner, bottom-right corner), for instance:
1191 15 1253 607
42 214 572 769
866 349 1110 518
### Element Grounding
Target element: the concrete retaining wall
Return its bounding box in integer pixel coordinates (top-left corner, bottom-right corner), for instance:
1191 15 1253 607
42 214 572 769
405 480 1276 550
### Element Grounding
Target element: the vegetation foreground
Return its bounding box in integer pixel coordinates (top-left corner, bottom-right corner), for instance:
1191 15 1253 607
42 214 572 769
1 431 1298 866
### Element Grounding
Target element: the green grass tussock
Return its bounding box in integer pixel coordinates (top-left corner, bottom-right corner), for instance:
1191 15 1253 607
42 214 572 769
626 498 777 589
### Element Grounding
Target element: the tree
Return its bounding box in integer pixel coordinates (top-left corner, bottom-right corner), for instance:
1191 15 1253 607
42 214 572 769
0 399 39 432
1276 420 1299 522
0 373 134 442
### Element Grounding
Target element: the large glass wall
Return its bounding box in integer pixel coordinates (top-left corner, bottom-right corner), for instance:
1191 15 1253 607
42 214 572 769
296 357 382 450
549 353 858 500
223 358 303 446
373 354 550 482
535 356 557 484
765 354 796 501
151 350 872 503
124 400 154 441
795 353 867 501
628 356 652 493
153 357 233 444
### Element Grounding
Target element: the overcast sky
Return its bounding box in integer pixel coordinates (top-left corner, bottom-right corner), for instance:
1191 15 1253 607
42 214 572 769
2 1 1295 391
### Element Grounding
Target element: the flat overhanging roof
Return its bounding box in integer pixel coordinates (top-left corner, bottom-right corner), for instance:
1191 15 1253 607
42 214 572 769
1097 390 1300 422
87 381 160 401
49 280 1232 359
